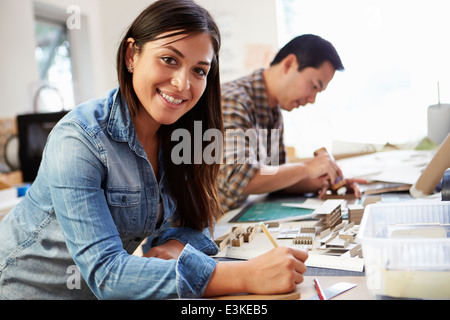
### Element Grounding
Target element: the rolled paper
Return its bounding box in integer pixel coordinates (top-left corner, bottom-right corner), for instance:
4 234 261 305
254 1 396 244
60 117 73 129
410 133 450 197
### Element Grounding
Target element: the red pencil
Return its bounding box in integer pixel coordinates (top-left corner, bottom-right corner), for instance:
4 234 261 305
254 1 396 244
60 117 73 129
314 278 327 300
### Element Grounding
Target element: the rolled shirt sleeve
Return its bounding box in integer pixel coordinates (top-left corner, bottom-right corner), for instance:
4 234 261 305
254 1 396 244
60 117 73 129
176 244 217 298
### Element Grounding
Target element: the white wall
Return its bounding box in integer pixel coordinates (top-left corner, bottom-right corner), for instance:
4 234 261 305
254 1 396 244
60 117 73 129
0 1 39 117
96 0 280 89
0 0 279 117
95 0 154 92
197 0 279 82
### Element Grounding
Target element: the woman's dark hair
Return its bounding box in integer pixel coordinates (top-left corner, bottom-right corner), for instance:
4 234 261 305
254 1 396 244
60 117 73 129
117 0 223 231
270 34 344 72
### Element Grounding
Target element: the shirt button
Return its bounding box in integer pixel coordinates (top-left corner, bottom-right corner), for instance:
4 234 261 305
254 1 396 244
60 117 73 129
122 195 127 202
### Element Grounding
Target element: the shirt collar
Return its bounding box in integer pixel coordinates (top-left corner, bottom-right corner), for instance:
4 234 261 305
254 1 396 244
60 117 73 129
107 88 136 143
251 68 281 117
106 87 168 185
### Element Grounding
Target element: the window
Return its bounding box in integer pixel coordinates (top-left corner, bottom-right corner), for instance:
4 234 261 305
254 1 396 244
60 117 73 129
34 17 74 112
278 0 450 158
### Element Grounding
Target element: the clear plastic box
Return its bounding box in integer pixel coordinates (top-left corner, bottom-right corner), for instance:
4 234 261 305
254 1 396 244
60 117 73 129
357 201 450 299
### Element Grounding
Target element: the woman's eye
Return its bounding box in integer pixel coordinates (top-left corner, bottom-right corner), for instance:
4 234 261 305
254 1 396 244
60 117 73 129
194 67 207 77
161 57 177 65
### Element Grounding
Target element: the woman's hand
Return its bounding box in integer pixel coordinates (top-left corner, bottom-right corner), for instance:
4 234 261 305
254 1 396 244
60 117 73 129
242 246 308 294
143 239 185 260
203 246 308 297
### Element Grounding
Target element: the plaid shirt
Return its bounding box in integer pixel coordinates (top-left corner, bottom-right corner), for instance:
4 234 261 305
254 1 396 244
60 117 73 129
217 69 286 212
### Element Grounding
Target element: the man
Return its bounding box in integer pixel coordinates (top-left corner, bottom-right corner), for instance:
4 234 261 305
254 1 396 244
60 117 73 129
218 34 361 212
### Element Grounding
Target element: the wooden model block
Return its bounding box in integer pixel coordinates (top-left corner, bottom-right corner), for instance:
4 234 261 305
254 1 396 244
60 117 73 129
313 199 344 230
348 204 364 225
225 225 259 247
231 234 244 247
214 233 231 251
292 235 314 245
243 226 256 242
349 244 362 257
300 226 317 233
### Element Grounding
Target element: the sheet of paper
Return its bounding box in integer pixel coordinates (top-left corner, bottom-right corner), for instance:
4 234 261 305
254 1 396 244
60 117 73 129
281 198 324 210
307 282 357 300
337 150 434 184
305 253 364 272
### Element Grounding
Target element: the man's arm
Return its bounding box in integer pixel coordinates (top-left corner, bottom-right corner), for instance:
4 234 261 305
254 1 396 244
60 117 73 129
242 152 339 195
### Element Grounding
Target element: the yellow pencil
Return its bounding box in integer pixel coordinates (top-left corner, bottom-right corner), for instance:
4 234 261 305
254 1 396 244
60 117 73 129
259 222 279 248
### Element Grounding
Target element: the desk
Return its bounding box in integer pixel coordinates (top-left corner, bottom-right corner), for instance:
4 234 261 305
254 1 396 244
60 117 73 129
213 276 372 300
300 276 371 300
214 194 378 300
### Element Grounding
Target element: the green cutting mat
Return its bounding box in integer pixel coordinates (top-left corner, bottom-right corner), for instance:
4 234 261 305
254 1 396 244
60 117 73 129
230 200 314 222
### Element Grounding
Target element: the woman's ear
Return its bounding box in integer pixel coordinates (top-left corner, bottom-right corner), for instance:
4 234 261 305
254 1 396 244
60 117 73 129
125 38 137 72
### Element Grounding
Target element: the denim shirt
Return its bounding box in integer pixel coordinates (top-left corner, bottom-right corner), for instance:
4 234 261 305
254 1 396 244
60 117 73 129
0 88 218 300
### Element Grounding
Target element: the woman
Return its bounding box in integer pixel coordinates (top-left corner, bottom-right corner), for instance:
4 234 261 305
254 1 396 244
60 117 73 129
0 0 307 299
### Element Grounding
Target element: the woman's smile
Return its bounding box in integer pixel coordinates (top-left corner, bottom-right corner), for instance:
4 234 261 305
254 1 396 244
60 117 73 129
157 88 187 109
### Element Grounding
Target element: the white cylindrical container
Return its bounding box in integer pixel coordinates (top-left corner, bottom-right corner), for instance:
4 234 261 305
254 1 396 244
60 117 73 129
427 104 450 145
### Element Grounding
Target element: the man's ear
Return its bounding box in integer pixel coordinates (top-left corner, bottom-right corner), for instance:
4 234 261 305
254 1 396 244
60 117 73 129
282 54 298 74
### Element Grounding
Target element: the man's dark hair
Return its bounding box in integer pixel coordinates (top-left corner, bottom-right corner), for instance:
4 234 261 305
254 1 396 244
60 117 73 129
270 34 344 71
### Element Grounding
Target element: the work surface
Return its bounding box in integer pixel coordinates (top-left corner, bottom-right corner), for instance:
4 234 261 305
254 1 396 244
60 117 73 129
212 193 411 301
213 276 371 300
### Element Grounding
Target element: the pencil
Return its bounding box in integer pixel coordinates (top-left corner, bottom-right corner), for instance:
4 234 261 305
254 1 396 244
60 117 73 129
259 222 279 248
313 278 327 300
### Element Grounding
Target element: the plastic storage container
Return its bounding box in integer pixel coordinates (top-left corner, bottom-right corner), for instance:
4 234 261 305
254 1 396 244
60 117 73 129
358 201 450 299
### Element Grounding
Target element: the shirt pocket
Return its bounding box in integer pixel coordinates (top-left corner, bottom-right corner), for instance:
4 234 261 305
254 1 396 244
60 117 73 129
106 188 141 236
106 188 141 207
